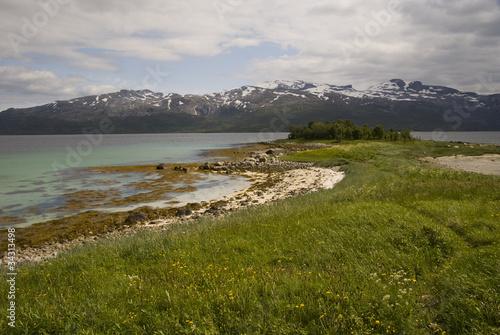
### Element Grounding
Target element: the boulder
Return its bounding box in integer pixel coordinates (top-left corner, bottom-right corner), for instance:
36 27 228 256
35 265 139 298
173 166 189 172
175 210 193 217
156 163 167 170
125 212 148 224
199 162 212 170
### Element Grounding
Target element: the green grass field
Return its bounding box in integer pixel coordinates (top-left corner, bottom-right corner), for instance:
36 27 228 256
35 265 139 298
1 141 500 334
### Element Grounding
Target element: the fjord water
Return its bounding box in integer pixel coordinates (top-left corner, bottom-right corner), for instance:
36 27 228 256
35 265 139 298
0 133 288 228
412 131 500 144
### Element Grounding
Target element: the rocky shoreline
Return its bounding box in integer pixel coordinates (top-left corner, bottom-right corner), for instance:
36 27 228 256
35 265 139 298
1 145 344 264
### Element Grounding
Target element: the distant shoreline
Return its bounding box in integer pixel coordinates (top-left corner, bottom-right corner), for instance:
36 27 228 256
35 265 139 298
411 131 500 145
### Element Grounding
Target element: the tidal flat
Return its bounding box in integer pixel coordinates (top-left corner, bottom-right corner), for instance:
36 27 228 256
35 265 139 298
0 142 330 255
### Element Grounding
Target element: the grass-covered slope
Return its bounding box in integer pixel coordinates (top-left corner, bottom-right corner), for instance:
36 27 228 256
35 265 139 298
1 141 499 334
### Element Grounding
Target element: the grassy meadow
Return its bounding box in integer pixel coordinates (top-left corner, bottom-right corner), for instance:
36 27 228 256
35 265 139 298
1 140 500 334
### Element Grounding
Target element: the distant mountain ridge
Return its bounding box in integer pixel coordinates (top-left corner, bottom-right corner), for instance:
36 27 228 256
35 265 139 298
1 79 499 134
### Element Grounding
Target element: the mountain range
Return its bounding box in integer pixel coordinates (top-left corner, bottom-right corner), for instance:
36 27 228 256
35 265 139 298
1 79 499 134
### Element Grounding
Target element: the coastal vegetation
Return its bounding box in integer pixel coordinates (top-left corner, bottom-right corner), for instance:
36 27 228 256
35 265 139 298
1 140 500 334
288 119 413 142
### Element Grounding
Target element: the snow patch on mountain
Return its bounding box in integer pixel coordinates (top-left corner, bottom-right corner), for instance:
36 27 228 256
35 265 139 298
241 86 256 97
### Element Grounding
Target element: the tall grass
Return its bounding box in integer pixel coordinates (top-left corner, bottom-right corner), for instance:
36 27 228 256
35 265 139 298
1 141 499 334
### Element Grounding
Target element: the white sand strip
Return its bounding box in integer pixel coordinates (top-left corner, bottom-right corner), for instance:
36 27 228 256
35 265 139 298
423 154 500 176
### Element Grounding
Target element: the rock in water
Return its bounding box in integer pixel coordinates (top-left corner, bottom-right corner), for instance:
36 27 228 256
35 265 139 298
156 163 167 170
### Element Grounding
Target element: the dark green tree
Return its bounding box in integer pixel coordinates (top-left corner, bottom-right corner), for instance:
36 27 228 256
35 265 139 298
400 128 413 142
288 120 414 142
372 124 385 140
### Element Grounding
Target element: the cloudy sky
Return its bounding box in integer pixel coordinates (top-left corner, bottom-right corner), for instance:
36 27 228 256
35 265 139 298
1 0 499 111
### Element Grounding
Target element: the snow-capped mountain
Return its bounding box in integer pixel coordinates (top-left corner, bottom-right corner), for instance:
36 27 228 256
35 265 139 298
252 79 482 104
349 79 481 104
1 79 498 134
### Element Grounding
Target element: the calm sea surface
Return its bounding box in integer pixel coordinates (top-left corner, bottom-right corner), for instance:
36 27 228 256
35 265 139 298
0 133 288 228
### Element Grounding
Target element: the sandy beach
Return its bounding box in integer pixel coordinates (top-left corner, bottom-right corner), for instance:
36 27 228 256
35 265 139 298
422 154 500 176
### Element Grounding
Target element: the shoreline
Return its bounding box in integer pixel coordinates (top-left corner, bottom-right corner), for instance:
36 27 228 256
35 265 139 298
0 142 344 264
6 141 499 264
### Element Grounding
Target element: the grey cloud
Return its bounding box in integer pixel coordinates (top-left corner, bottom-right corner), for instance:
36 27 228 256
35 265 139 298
306 3 356 16
241 0 500 93
1 0 499 109
401 0 500 35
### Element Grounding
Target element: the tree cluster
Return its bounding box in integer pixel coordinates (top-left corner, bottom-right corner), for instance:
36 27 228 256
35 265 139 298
288 120 413 142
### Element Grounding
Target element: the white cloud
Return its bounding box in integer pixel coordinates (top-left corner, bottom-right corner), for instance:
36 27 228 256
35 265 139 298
223 38 261 49
0 66 118 110
1 0 499 109
0 66 82 95
79 84 119 97
1 0 230 63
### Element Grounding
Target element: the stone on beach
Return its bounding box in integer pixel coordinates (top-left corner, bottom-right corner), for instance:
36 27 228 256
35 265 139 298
125 212 148 224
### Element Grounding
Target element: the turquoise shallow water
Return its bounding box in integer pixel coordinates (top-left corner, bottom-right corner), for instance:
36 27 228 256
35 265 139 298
0 133 288 228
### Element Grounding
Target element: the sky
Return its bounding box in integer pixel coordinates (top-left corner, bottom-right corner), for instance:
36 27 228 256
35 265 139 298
1 0 500 111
